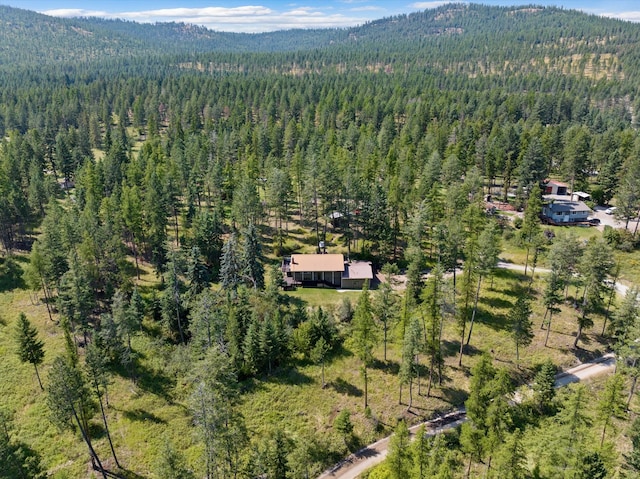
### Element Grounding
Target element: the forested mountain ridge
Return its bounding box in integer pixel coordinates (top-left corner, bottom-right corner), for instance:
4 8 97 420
0 3 346 67
2 2 640 86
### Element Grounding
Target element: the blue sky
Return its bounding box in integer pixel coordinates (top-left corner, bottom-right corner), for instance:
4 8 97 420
4 1 640 33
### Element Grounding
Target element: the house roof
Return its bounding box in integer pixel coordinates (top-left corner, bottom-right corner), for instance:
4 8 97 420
289 254 345 273
342 261 373 280
545 179 569 187
546 200 591 213
572 191 591 199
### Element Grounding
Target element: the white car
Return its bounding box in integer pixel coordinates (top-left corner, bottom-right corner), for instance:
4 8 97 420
605 207 617 215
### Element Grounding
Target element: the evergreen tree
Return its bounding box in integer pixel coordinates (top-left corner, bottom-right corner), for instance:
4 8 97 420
85 342 120 468
220 233 242 292
14 312 45 390
240 223 264 290
47 356 106 478
597 373 625 446
351 281 378 409
399 314 422 408
542 269 563 347
386 420 411 479
509 295 533 368
532 359 557 414
521 183 542 277
372 264 399 362
155 440 194 479
466 221 500 347
493 429 528 479
190 347 246 479
575 238 613 348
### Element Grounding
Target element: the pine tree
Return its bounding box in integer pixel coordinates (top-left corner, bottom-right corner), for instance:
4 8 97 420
155 440 194 479
533 359 557 414
494 429 528 479
47 356 106 478
240 223 264 290
399 315 422 408
14 312 45 390
509 296 533 368
542 269 563 347
351 281 378 409
597 373 625 446
387 420 411 479
85 342 120 468
220 233 241 292
466 221 500 346
372 264 399 362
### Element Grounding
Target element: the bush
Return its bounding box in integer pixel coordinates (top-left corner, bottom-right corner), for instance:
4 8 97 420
603 226 639 251
512 216 523 229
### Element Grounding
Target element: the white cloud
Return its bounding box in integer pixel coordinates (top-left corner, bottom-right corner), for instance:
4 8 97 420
41 5 371 33
410 1 456 9
41 8 110 17
599 11 640 22
349 6 385 12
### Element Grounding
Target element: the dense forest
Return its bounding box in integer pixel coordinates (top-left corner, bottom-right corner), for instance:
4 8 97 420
2 3 640 478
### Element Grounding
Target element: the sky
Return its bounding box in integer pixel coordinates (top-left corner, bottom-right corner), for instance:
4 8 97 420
4 0 640 33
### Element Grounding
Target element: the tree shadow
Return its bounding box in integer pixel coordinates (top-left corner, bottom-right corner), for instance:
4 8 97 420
370 358 399 375
122 408 167 424
239 377 267 395
110 354 175 403
475 308 511 333
267 366 313 385
116 469 147 479
442 340 483 359
493 266 527 283
479 296 514 310
574 347 605 363
328 377 363 397
134 361 176 403
3 440 44 478
441 339 462 358
87 421 106 440
0 257 25 292
436 386 469 406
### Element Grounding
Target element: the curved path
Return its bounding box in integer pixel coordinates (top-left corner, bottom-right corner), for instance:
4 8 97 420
317 353 616 479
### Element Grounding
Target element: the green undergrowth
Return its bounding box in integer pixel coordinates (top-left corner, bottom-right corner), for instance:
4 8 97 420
0 248 622 477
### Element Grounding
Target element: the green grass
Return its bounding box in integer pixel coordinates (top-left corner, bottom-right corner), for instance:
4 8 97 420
285 287 361 307
0 216 630 478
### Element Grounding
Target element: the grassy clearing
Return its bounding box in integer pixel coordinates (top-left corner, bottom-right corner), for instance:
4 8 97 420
0 215 628 478
5 260 616 476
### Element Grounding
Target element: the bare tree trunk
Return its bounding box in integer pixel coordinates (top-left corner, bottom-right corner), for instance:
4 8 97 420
541 307 549 329
40 275 55 323
544 310 553 347
427 354 435 397
574 322 583 349
97 391 121 468
466 276 483 346
72 408 107 479
627 374 638 410
34 364 43 390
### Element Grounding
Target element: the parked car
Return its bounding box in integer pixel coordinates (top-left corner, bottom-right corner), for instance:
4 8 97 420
587 217 601 225
605 207 617 215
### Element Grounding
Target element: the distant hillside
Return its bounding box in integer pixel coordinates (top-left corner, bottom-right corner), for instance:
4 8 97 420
2 2 640 91
0 4 346 67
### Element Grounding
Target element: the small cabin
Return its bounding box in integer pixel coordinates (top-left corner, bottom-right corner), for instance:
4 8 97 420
281 254 373 289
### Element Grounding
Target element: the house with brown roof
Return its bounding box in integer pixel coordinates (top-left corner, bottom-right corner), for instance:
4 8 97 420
281 254 373 289
543 180 569 196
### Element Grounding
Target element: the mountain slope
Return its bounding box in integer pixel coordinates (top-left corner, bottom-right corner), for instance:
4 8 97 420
1 2 640 91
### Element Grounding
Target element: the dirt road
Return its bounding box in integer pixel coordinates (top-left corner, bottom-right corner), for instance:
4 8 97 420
317 353 617 479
